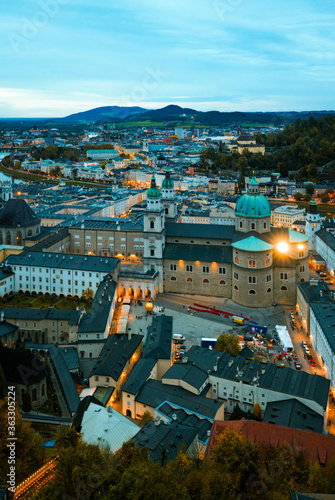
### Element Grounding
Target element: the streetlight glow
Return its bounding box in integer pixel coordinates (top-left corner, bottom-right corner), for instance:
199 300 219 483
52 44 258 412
298 244 304 250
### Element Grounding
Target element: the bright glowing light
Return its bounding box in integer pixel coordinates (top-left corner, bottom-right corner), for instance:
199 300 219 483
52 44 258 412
277 242 289 253
298 244 303 250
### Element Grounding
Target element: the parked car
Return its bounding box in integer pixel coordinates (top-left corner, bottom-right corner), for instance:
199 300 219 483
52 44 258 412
320 272 327 277
176 344 186 351
302 341 307 348
294 361 301 370
310 358 316 366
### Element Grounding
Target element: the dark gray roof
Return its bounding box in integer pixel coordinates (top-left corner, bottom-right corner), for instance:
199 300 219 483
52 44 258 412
122 358 156 395
214 351 330 411
164 243 232 263
71 218 143 231
5 250 119 273
3 307 81 325
0 198 40 227
77 277 117 334
143 315 173 360
31 228 70 252
310 302 335 355
0 268 14 281
0 320 18 338
135 379 222 420
25 343 80 413
182 345 225 373
316 228 335 252
297 281 332 305
132 420 197 464
165 222 235 240
162 362 208 391
156 401 213 444
58 346 79 372
263 398 324 434
89 334 143 380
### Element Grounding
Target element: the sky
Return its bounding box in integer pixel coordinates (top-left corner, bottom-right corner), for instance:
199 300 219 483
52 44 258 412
0 0 334 117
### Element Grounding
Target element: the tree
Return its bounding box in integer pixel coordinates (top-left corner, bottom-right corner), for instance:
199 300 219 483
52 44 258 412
215 334 240 356
305 183 314 195
303 193 312 202
253 403 262 421
81 287 94 301
139 411 154 427
293 192 303 201
321 195 330 203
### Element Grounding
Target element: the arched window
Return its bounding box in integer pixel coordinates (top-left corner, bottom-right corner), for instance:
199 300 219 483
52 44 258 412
17 231 22 245
203 279 209 284
6 231 11 245
165 207 168 215
234 256 239 264
239 221 243 228
251 223 256 230
186 277 192 282
36 227 39 234
281 286 287 291
249 289 256 295
150 221 154 229
234 285 238 291
265 259 270 266
27 229 32 237
42 384 45 397
267 288 271 293
300 278 305 282
32 388 37 401
170 276 176 281
264 222 267 229
219 280 226 285
249 260 256 268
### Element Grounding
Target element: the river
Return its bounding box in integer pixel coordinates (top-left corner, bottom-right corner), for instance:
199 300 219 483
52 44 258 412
0 153 26 184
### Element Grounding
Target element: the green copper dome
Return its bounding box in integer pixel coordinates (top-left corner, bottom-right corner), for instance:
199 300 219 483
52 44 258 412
162 169 174 189
235 193 271 218
147 175 161 199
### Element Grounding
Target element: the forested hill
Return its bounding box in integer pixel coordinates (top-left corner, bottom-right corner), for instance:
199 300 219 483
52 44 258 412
200 114 335 181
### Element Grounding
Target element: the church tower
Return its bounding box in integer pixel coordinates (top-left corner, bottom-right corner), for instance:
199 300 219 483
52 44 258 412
306 199 321 251
143 175 165 291
161 169 177 220
234 176 271 233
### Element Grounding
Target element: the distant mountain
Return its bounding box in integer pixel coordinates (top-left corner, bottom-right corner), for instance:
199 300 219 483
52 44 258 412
62 106 149 123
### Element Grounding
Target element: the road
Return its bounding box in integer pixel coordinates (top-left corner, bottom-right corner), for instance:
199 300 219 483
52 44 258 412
13 457 58 499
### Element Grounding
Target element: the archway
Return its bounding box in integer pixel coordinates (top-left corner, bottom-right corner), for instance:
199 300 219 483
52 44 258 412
126 409 132 418
6 231 11 245
145 289 151 299
128 287 134 298
16 231 22 245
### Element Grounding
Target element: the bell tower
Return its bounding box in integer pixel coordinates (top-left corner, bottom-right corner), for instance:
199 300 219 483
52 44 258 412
306 199 321 251
161 169 177 220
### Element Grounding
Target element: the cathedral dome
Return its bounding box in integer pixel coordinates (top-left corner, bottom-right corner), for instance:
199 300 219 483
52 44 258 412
235 176 271 218
147 175 161 199
0 198 40 227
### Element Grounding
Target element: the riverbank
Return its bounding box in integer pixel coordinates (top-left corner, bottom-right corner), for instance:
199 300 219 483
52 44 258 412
0 162 115 189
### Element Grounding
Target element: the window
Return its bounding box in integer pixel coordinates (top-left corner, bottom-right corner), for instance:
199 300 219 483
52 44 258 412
150 221 154 229
248 260 256 268
219 280 226 285
203 279 209 284
150 249 155 256
249 289 256 295
267 287 271 293
239 221 243 228
266 275 272 282
186 277 192 282
300 278 305 282
234 256 239 264
234 272 239 280
300 265 305 272
248 276 256 284
280 273 288 280
121 237 126 241
263 222 267 229
202 266 209 274
86 235 91 239
121 244 126 250
218 267 226 274
170 276 177 281
281 286 288 291
170 264 177 271
251 222 256 230
265 259 270 266
86 242 91 248
234 285 238 291
186 265 193 272
298 250 304 258
98 243 102 248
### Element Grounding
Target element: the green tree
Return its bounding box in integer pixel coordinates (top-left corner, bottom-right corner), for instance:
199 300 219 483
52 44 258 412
305 183 314 195
321 195 330 203
215 334 240 355
293 192 303 201
81 287 94 301
304 193 312 202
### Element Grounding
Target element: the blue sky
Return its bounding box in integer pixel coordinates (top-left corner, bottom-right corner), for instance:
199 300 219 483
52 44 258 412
0 0 334 116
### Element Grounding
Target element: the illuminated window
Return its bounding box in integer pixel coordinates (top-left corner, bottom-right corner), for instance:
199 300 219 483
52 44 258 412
235 256 239 264
249 260 256 268
265 259 270 266
203 279 209 284
219 280 226 285
298 251 304 258
186 277 192 282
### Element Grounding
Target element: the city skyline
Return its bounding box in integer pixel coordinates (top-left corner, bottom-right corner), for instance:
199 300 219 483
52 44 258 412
1 0 334 117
